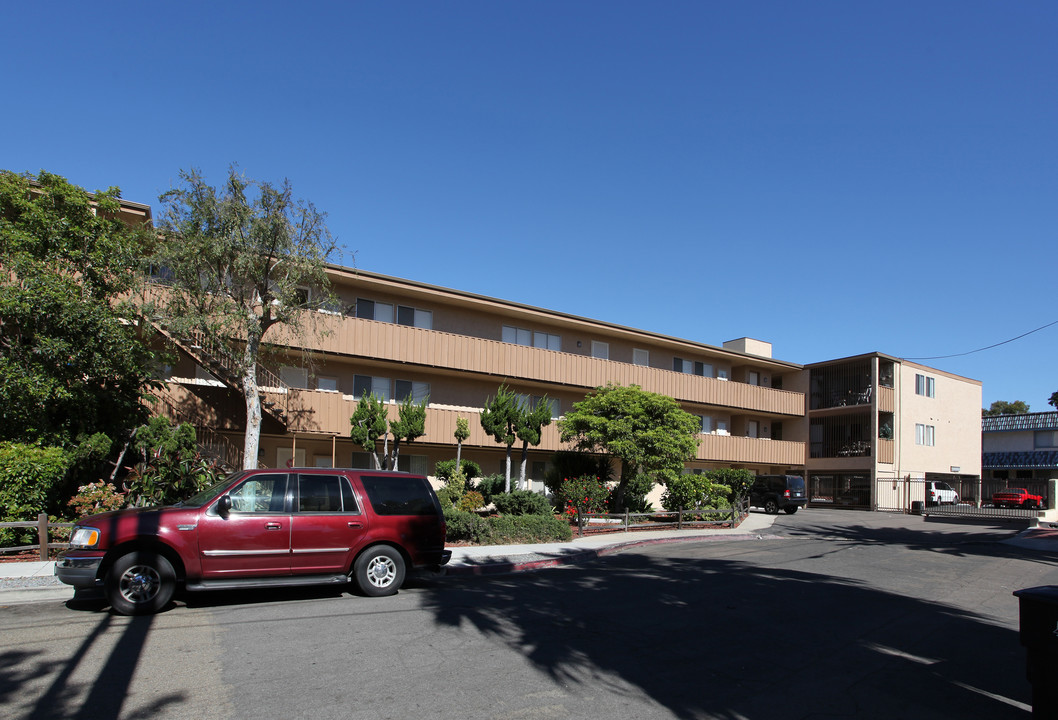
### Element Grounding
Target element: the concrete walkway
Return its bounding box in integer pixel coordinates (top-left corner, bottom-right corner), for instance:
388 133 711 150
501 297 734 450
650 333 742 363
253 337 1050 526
0 513 780 606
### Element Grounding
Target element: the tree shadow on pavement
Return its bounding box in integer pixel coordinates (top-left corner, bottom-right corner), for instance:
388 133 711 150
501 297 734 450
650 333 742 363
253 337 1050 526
424 551 1032 719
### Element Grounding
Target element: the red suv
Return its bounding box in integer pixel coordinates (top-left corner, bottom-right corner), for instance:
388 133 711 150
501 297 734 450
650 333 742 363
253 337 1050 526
55 469 450 615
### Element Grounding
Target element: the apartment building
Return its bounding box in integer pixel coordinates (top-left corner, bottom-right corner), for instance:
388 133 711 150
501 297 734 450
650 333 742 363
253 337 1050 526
805 354 982 510
157 267 808 493
153 264 983 513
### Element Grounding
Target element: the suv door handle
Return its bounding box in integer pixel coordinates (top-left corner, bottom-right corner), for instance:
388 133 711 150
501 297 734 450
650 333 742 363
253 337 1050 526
347 522 363 529
265 522 282 530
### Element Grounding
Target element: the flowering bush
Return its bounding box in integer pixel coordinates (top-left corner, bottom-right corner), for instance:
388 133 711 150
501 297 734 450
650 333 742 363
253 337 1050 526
68 480 125 518
558 475 611 520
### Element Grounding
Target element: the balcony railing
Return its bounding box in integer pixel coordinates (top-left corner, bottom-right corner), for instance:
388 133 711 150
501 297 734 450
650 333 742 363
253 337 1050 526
268 316 805 417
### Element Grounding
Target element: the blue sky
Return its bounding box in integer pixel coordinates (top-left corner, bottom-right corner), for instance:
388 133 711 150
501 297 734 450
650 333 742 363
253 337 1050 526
4 2 1055 410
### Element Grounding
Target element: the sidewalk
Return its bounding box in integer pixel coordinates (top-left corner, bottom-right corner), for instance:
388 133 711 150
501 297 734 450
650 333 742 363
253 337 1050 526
0 513 781 606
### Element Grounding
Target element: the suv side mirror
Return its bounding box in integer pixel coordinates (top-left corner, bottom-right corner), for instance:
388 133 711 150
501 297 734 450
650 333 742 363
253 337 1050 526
217 495 232 517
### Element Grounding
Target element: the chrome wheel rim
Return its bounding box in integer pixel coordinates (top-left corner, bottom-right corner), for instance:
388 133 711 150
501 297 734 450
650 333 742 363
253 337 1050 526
118 564 161 604
366 556 396 588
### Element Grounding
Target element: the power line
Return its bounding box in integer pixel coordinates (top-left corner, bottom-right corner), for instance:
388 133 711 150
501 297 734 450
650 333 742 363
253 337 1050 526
904 319 1058 361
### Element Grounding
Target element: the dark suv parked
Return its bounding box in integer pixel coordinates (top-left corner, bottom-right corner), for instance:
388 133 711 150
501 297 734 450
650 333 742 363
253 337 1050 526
55 469 450 615
749 474 807 515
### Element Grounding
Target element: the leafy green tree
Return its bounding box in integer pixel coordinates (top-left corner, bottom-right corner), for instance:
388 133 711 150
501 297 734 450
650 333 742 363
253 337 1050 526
480 384 521 492
0 170 155 445
350 393 389 469
1048 392 1058 411
152 167 337 469
704 468 755 505
559 383 700 511
983 400 1030 416
661 474 730 512
348 393 428 470
454 416 470 469
123 416 222 507
389 394 428 470
515 397 553 490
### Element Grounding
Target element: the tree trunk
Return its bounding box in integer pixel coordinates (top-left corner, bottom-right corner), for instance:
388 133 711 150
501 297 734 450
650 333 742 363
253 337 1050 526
519 441 529 490
611 459 635 512
241 335 262 470
504 445 513 493
455 440 462 470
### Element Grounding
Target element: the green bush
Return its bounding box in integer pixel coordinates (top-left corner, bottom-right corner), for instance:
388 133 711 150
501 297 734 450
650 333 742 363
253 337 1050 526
0 442 72 546
458 490 484 512
67 480 125 519
435 459 482 483
473 473 507 503
443 507 572 544
492 489 552 516
662 474 732 513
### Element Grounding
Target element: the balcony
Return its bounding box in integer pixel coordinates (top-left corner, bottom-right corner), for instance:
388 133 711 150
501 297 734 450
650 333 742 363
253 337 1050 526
269 316 805 417
161 384 805 466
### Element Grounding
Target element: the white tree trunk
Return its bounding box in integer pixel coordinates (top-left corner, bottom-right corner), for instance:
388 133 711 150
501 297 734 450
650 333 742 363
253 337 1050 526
504 447 512 493
519 442 529 490
242 333 262 470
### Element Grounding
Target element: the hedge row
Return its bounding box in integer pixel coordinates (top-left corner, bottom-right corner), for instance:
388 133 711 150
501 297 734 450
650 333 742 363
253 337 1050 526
444 508 572 545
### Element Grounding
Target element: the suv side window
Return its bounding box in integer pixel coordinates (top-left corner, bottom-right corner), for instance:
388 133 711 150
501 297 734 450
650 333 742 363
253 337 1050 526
297 474 360 513
360 475 437 516
228 473 288 513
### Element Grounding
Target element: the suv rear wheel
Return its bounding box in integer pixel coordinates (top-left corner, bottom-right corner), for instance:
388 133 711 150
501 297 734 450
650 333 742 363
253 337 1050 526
105 551 175 615
764 499 779 515
353 546 406 597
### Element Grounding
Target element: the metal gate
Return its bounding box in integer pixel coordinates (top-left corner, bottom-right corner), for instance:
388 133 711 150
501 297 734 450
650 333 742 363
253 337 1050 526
874 475 1048 518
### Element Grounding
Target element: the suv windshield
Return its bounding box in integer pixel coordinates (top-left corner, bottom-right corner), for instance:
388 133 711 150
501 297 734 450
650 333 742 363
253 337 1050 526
176 472 247 508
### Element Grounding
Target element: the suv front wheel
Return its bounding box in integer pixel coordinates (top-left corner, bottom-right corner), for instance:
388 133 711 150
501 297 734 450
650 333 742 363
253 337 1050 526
353 546 406 597
105 551 176 615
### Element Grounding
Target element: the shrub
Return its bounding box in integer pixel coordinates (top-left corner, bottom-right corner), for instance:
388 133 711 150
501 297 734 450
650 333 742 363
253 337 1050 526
443 507 487 542
435 459 482 483
543 451 612 497
68 480 125 519
492 489 552 516
473 473 507 503
458 490 484 512
443 507 572 544
704 468 754 502
557 475 611 520
662 474 731 512
0 442 72 546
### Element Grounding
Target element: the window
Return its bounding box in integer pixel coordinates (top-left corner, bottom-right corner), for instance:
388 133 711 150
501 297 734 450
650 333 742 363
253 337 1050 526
395 380 430 403
276 448 306 468
353 375 391 401
1035 431 1058 449
591 341 609 360
356 298 394 323
915 374 935 398
673 358 712 377
298 474 354 513
533 331 561 351
502 325 561 351
228 474 288 513
633 349 650 367
514 394 560 418
280 366 308 389
397 305 432 329
698 415 729 434
317 376 339 392
360 474 437 515
915 423 935 446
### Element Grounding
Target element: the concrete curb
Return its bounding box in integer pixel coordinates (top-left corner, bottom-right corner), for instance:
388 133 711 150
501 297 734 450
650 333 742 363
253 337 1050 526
445 532 775 576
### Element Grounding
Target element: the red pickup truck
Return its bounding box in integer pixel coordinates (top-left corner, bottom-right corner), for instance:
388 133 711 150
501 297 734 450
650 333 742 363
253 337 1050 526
55 469 450 615
991 488 1043 509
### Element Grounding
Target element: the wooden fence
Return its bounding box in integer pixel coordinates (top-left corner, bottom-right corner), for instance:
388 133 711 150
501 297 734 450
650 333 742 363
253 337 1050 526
0 514 73 560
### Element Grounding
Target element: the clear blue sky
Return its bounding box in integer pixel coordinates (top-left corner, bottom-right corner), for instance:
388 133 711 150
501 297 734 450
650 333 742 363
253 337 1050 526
4 2 1055 410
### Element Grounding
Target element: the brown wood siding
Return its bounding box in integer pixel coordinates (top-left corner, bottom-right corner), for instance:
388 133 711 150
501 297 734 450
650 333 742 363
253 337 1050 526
877 385 894 413
271 316 804 416
877 438 894 464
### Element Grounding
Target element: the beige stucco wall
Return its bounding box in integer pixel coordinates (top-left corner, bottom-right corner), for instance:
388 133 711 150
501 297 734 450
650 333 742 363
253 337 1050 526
895 361 982 478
